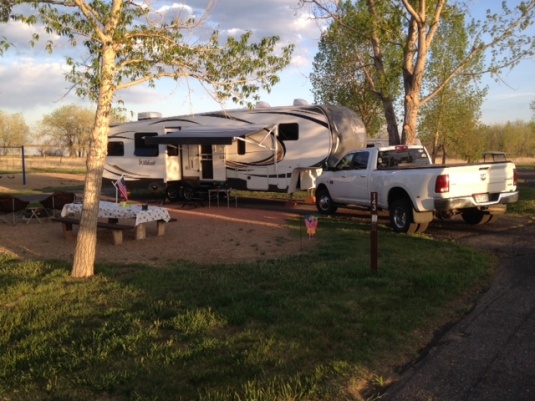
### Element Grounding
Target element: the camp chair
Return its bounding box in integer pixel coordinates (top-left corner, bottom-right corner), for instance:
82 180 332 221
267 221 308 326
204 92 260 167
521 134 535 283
39 192 77 218
0 195 30 225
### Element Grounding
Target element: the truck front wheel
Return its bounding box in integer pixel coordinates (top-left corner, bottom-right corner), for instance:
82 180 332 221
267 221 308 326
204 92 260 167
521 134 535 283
389 199 419 234
315 188 337 214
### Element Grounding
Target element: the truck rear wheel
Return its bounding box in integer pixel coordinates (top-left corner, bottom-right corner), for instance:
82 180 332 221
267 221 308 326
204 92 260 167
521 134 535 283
461 208 493 225
315 187 337 214
389 198 419 233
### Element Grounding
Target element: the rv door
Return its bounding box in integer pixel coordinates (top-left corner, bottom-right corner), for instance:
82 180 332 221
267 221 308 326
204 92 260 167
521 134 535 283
181 145 200 179
200 144 226 181
211 145 226 181
165 145 180 182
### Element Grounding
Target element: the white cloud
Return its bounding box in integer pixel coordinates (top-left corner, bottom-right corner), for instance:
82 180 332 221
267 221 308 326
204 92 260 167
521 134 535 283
0 59 74 108
0 0 532 126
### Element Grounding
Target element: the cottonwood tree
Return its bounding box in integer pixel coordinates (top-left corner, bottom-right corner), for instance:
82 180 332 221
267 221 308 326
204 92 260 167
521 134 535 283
40 105 94 157
301 0 535 145
5 0 293 278
418 9 486 163
310 1 388 137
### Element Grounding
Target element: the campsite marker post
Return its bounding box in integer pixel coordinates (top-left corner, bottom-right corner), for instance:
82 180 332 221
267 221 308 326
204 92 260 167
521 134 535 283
370 192 378 271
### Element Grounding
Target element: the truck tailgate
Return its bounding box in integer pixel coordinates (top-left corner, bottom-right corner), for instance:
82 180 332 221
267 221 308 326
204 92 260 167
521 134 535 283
448 163 515 198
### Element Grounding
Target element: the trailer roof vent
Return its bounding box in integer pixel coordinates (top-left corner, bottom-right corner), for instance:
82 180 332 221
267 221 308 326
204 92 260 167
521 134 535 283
293 98 309 106
138 112 162 120
256 101 271 108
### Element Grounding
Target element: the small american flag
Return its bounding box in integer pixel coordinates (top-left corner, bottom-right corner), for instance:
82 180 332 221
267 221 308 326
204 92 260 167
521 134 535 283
115 176 128 201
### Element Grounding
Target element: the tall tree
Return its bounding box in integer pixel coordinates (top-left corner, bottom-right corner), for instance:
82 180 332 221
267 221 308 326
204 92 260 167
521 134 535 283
310 1 389 137
5 0 293 278
41 105 94 157
418 8 486 163
0 111 29 155
302 0 535 145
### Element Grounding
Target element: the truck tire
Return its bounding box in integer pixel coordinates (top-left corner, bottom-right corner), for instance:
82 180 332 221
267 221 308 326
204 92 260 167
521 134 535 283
315 187 337 214
461 208 493 225
389 198 419 234
165 185 181 202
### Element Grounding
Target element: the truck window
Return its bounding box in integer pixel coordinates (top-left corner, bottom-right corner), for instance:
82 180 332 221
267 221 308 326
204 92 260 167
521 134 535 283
134 132 159 157
107 141 124 156
337 153 355 170
354 152 369 169
378 148 430 168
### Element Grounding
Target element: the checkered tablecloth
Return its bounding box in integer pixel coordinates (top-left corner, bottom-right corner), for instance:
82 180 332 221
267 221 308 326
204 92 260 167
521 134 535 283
61 201 170 226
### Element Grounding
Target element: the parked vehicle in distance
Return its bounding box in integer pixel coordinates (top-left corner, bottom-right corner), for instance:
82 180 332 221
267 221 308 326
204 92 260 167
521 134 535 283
315 144 519 234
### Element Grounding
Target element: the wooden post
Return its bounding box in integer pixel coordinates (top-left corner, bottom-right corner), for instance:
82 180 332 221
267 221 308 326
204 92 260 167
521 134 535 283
370 192 378 271
156 220 166 236
135 223 147 240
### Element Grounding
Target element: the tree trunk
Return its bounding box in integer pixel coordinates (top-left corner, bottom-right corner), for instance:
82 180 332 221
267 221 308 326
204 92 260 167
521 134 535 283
71 46 116 278
384 98 400 145
70 123 109 278
402 96 419 145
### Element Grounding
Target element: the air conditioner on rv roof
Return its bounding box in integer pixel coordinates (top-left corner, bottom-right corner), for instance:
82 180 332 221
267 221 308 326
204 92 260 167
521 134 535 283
138 112 162 120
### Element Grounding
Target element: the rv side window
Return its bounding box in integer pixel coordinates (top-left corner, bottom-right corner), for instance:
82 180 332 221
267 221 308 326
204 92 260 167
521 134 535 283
134 132 159 157
278 123 298 141
107 141 124 156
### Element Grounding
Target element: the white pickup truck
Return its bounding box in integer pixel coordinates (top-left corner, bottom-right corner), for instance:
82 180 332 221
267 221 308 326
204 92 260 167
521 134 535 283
314 145 519 234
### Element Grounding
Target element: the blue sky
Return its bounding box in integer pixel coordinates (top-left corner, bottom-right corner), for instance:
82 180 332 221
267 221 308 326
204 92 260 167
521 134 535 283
0 0 533 128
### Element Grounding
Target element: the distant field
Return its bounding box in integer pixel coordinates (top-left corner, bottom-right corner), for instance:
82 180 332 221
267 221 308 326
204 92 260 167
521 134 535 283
0 155 86 174
1 154 534 177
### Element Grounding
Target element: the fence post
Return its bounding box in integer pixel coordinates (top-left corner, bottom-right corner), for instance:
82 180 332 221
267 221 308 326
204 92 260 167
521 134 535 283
21 145 26 186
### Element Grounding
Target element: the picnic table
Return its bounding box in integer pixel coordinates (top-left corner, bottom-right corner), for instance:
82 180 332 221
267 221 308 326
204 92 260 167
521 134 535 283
55 201 171 245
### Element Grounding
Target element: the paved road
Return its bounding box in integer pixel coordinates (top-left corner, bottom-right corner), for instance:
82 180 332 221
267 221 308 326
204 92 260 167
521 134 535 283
382 214 535 401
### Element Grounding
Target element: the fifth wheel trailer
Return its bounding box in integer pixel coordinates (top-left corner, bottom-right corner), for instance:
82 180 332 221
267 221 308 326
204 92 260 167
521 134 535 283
104 101 367 201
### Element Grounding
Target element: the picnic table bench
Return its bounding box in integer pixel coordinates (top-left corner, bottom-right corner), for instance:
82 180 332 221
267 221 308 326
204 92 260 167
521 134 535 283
51 217 134 245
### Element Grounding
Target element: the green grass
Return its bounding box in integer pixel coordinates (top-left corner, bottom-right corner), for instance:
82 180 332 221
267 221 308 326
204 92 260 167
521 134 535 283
0 218 493 401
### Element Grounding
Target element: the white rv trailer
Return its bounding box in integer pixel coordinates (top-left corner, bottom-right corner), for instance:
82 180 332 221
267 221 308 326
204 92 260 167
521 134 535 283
104 101 367 201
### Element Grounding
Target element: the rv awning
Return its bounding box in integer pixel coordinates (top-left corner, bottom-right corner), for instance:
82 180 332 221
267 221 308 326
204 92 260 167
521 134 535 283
144 125 272 145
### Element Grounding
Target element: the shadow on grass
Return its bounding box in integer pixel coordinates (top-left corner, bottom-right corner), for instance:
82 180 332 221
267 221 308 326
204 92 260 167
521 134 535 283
0 218 493 401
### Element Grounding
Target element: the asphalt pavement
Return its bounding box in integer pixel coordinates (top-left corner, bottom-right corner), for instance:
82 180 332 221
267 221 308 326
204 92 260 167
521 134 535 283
382 214 535 401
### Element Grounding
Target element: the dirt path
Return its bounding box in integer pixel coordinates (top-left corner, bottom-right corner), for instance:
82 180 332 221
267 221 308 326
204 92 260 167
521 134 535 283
0 202 314 266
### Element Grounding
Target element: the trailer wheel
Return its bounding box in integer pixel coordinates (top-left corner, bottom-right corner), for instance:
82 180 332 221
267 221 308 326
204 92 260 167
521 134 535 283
389 198 419 233
164 185 181 202
461 208 493 225
315 187 337 214
181 186 195 201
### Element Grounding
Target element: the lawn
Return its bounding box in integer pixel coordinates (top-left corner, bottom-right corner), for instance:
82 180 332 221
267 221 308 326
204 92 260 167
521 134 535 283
0 218 493 401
